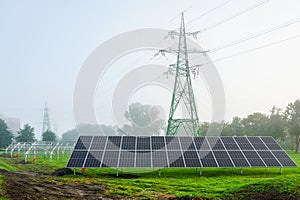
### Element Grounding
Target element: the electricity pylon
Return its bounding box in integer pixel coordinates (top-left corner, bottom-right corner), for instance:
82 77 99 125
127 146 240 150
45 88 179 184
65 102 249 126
42 103 51 133
166 13 201 136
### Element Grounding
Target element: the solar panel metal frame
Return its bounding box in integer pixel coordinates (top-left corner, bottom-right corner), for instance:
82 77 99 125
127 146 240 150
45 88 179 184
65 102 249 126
67 136 297 169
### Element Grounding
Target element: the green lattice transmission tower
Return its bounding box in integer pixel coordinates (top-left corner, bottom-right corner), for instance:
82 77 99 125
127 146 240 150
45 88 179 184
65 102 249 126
166 13 201 136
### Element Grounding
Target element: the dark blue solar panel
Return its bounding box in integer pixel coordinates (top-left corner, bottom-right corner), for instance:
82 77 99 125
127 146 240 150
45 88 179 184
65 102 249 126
213 151 234 167
101 151 119 167
67 136 296 169
136 151 151 167
152 150 168 167
137 137 150 150
194 137 210 150
84 151 103 168
105 136 121 150
70 151 87 159
179 137 196 150
119 151 135 167
90 137 107 150
227 151 249 167
168 151 185 167
221 137 240 150
234 137 254 150
151 136 166 150
207 137 225 150
165 137 181 150
243 151 265 167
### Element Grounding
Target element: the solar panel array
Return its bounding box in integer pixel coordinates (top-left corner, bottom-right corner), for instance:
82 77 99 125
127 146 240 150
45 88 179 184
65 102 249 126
66 136 297 168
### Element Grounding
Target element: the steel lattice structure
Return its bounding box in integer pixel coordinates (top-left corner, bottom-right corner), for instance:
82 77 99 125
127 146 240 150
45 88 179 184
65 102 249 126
167 13 201 136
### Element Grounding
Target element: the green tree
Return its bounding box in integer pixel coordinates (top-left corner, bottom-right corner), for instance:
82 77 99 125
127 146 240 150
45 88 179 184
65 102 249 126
124 103 165 135
200 122 209 135
265 106 286 140
241 113 269 136
222 117 244 136
42 130 57 141
15 124 35 142
61 124 117 141
0 119 13 148
62 129 78 141
284 100 300 153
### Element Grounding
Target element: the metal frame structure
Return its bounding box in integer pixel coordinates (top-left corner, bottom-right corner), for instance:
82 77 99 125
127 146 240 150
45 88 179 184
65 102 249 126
67 136 297 176
5 142 33 157
11 141 77 162
167 13 201 136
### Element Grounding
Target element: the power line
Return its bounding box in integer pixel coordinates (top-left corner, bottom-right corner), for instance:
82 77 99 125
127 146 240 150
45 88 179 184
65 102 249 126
165 0 204 28
209 16 300 53
200 0 271 33
191 33 300 66
187 0 235 25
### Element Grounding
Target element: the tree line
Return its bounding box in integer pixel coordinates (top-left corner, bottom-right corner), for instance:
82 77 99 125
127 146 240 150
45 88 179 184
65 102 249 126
201 99 300 152
1 100 300 152
0 121 58 149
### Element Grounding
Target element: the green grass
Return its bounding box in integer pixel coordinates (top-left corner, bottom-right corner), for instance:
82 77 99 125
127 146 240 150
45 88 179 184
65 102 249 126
0 152 299 199
0 175 8 200
0 159 17 172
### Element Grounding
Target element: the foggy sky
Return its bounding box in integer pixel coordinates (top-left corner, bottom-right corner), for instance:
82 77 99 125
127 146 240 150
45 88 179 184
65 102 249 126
1 0 300 138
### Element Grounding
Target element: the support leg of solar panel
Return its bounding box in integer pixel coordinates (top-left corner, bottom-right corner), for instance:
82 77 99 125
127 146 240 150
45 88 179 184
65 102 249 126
73 168 76 175
200 168 202 176
280 167 282 174
116 168 118 177
158 169 161 176
240 168 243 175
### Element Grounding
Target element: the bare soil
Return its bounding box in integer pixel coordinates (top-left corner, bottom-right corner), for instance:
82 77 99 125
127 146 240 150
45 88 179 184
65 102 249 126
0 169 127 200
0 154 11 158
228 188 300 200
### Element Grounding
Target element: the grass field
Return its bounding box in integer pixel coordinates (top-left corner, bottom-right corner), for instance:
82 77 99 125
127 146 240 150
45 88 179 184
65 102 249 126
0 151 299 199
0 175 4 199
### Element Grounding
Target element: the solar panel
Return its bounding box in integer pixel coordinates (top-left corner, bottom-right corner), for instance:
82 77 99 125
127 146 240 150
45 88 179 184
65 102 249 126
119 151 135 167
137 137 151 150
198 151 218 167
183 151 201 167
227 151 250 167
136 151 152 167
213 151 234 167
207 137 225 150
260 136 282 150
165 137 181 150
247 137 268 150
221 137 240 150
151 136 166 150
105 136 121 150
179 137 196 151
243 151 266 167
194 137 210 150
152 150 168 167
84 151 103 168
67 136 297 170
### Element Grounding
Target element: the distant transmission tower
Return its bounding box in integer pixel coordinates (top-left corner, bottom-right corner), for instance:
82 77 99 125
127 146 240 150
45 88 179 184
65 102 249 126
42 103 51 133
166 13 201 136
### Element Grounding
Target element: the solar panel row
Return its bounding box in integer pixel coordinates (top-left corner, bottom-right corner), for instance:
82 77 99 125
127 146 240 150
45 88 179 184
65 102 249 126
67 136 297 168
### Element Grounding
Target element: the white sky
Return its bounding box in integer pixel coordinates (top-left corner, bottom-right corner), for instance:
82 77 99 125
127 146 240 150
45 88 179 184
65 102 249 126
1 0 300 138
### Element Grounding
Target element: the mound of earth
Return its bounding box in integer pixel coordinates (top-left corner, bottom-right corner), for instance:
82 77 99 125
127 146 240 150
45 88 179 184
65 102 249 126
51 168 74 176
0 153 11 158
15 160 30 164
231 189 300 200
0 169 125 200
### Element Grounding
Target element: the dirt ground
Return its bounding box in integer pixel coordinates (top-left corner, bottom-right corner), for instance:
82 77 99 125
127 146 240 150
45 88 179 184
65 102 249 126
0 169 126 200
